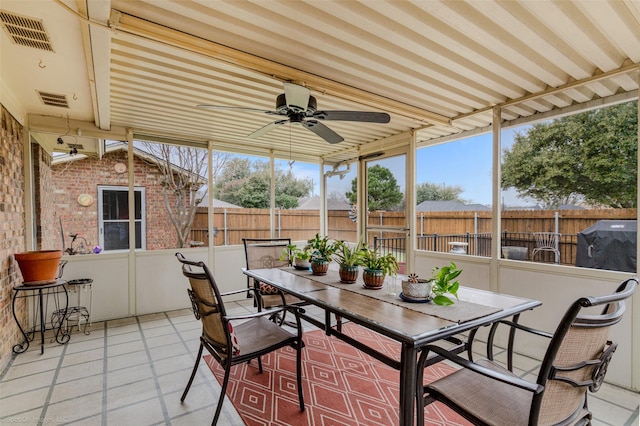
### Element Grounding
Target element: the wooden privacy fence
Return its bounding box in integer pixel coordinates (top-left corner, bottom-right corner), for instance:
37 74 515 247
190 207 636 266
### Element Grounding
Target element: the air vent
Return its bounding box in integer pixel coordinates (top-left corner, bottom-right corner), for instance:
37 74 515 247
0 11 54 52
37 91 69 108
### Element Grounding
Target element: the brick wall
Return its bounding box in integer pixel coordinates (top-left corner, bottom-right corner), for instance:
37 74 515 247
33 144 57 250
50 150 176 251
0 105 27 372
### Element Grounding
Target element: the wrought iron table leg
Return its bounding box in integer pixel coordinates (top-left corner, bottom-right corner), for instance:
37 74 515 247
11 290 30 354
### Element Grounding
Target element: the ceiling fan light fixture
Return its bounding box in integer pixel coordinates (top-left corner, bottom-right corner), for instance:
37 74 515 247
283 82 310 113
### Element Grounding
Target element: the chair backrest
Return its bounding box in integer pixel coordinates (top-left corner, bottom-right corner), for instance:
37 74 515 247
175 253 232 357
243 238 291 270
534 232 559 250
534 278 638 425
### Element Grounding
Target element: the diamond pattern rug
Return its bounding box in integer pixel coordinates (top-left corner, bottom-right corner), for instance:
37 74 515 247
205 324 467 425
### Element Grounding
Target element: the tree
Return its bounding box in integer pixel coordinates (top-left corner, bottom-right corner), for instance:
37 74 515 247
138 142 229 248
501 101 638 208
416 182 465 204
214 158 313 208
346 164 403 211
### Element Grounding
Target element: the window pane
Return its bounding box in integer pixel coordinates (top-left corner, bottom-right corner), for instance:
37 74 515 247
500 101 638 272
326 161 357 242
134 140 209 250
104 222 129 250
275 159 318 242
416 136 493 256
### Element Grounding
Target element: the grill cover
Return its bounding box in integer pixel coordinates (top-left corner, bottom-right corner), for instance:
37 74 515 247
576 220 636 273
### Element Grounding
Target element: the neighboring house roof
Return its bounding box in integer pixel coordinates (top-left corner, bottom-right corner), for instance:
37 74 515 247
416 200 491 212
296 196 351 210
196 193 241 208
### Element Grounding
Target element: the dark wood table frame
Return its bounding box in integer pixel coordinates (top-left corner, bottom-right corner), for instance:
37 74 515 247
243 267 541 425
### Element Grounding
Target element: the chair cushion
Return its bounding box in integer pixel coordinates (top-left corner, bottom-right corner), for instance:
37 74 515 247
260 293 304 308
227 322 240 355
259 281 281 295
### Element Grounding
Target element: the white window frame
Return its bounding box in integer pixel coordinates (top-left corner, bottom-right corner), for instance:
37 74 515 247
98 185 146 251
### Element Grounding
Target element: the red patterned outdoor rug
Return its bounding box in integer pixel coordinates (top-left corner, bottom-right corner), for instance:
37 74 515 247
204 323 468 425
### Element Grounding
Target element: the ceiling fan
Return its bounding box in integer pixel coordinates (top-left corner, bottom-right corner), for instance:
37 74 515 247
197 82 391 144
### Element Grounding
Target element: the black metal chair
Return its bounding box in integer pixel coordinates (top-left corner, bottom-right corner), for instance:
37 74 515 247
176 252 305 425
416 277 638 426
243 238 307 324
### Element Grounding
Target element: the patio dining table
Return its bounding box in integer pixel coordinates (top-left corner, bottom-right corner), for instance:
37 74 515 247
242 266 541 425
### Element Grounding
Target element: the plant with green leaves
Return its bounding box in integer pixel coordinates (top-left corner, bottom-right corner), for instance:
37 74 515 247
280 243 312 265
306 233 337 262
430 262 462 306
333 238 366 267
361 246 399 276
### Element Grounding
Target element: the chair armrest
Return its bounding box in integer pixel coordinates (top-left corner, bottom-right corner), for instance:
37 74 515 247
224 306 286 322
497 320 553 339
420 344 544 394
220 288 255 297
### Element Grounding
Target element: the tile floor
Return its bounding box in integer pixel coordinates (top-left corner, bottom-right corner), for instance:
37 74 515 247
1 299 638 426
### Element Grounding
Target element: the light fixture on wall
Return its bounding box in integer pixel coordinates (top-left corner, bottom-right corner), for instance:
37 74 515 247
69 147 78 156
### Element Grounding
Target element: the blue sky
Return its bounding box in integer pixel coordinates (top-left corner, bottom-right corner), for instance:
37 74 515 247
277 127 535 207
136 124 534 207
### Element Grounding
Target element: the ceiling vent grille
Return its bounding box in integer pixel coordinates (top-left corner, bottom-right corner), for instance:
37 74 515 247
37 91 69 108
0 10 53 52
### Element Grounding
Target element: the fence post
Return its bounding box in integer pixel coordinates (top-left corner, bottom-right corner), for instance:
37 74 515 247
433 233 437 252
224 209 228 246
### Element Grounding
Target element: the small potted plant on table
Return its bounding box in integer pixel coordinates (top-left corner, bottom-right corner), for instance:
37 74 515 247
333 239 366 283
401 262 462 305
281 243 313 270
307 233 337 276
361 246 399 288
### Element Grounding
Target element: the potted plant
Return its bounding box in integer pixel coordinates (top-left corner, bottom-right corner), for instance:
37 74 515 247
333 239 366 283
401 273 433 300
430 262 462 306
361 246 399 288
306 233 337 275
280 243 313 270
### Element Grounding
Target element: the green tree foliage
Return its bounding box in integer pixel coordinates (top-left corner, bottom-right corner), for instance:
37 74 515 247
346 164 403 211
501 101 637 208
416 182 465 204
214 158 313 208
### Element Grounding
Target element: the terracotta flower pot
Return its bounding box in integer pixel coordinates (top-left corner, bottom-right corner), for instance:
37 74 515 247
14 250 63 284
362 268 385 288
339 265 359 283
311 260 329 275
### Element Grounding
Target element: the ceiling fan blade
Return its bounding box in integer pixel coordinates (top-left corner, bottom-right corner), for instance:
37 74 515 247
302 120 344 144
197 104 276 114
283 82 310 112
247 119 288 139
312 110 391 123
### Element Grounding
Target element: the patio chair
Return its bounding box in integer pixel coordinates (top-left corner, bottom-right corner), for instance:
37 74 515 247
175 252 305 425
532 232 561 263
416 277 638 426
243 238 306 325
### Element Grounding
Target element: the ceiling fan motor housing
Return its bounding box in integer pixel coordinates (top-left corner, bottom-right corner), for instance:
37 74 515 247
276 93 317 114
